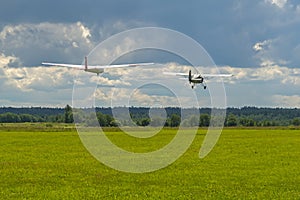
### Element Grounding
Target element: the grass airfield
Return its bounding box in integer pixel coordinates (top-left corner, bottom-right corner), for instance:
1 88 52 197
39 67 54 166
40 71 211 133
0 123 300 199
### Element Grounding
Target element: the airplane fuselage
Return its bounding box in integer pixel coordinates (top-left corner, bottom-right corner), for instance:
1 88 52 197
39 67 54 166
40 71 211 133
85 68 104 75
189 72 206 89
190 75 204 84
164 69 232 90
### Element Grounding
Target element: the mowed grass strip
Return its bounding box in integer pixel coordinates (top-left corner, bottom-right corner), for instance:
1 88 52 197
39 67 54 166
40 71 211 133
0 125 299 199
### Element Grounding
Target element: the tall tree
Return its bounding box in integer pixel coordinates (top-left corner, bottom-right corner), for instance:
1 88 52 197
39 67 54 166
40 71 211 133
170 114 181 127
292 118 300 126
226 114 237 127
200 114 210 127
64 105 74 123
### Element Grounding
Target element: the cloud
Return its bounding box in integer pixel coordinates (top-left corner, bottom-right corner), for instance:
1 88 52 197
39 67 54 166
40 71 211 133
128 89 181 107
253 34 300 68
97 20 155 40
0 1 300 108
214 63 300 85
1 53 299 108
92 86 197 108
90 75 131 87
1 1 300 68
2 66 75 92
71 62 213 108
265 0 288 8
0 53 21 69
0 65 76 107
272 94 300 107
253 40 272 52
0 22 94 66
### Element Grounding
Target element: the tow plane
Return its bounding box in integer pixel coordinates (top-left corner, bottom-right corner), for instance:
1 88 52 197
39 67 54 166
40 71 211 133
164 70 233 89
42 57 154 75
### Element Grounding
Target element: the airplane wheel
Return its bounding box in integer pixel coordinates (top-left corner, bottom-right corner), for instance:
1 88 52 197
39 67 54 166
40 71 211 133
192 86 194 89
204 86 207 89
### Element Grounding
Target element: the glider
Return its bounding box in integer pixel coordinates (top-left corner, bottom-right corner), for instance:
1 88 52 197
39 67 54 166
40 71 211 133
42 57 154 75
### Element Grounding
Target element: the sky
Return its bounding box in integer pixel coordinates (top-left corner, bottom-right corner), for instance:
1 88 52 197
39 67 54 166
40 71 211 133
0 0 300 108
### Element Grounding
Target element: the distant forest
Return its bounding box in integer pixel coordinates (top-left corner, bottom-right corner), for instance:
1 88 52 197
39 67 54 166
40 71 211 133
0 105 299 127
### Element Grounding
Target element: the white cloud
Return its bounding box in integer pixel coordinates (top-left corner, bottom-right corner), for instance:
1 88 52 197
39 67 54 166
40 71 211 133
74 63 208 108
265 0 288 8
252 36 298 68
0 15 299 108
92 86 195 108
2 66 75 91
128 89 181 107
90 75 131 87
1 63 134 93
0 53 22 69
1 57 300 108
0 22 94 65
272 95 300 107
196 61 300 87
76 22 91 44
253 40 272 52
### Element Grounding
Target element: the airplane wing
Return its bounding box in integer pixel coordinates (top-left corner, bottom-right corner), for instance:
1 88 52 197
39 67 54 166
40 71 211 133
163 72 189 77
202 74 233 80
164 72 233 77
42 62 85 69
42 62 154 69
96 62 155 69
202 74 233 77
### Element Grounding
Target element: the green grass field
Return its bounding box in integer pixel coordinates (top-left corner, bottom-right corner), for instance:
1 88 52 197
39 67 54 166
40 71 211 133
0 124 300 199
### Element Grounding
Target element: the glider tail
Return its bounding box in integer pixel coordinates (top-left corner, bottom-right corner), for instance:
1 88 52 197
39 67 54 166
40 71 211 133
188 69 192 83
85 56 88 71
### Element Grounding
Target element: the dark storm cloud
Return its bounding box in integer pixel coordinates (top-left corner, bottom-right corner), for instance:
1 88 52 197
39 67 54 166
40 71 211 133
0 0 300 66
0 0 143 25
1 0 300 67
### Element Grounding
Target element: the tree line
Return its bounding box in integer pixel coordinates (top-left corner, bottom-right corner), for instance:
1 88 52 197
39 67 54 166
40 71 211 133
0 105 299 127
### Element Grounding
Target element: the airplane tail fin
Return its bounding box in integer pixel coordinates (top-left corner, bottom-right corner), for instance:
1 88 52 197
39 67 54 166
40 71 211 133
188 70 192 83
85 56 88 71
